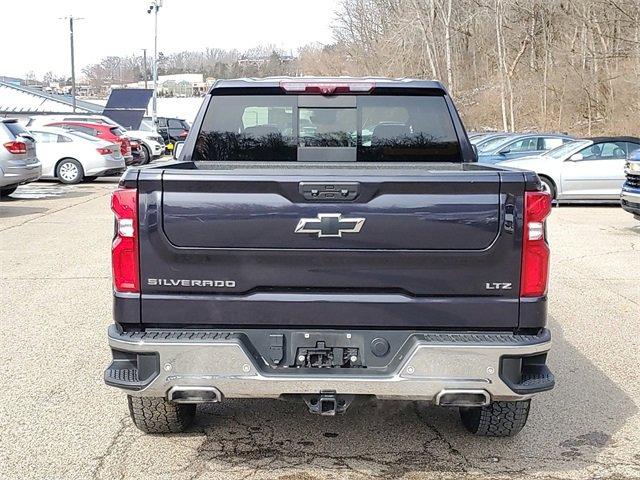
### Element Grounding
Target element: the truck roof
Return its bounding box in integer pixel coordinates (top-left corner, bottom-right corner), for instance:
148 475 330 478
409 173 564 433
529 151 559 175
209 77 446 94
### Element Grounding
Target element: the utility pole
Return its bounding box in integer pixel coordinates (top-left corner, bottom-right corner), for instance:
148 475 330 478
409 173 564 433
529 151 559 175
147 1 162 127
142 49 148 89
61 16 83 112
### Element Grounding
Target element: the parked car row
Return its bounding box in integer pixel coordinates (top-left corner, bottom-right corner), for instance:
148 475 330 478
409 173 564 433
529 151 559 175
1 113 179 197
139 116 190 152
469 131 640 213
26 114 166 163
473 133 574 164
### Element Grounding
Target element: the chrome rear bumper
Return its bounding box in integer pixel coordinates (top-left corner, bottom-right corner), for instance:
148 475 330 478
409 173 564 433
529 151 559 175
106 325 553 403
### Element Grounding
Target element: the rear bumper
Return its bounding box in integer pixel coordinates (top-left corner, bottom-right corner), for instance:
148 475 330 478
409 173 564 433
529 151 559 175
620 187 640 216
0 162 41 188
105 325 554 403
85 166 126 177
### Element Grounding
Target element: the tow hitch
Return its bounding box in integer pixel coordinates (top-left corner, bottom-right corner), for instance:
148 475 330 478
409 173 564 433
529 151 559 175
303 391 354 416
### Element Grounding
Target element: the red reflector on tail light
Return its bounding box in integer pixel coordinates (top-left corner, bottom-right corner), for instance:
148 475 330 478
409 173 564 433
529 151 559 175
111 188 139 293
520 191 552 297
3 140 27 154
96 147 111 155
280 81 375 94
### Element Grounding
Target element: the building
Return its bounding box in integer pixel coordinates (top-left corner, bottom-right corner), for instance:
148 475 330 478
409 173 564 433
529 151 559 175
0 80 102 121
114 73 211 97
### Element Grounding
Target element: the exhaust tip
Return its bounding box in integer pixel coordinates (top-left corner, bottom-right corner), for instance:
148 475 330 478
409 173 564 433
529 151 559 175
435 389 490 407
168 386 221 404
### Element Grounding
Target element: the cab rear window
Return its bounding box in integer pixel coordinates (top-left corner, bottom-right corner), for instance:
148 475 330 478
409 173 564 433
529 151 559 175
193 95 461 162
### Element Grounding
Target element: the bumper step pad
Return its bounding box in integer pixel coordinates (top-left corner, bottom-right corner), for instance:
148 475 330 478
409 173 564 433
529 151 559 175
104 350 159 391
512 365 555 394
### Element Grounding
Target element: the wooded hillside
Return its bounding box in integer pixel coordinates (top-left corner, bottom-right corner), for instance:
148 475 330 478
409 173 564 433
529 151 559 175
79 0 640 135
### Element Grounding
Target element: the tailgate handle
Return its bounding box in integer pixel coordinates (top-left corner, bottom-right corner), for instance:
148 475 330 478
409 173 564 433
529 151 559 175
299 182 359 201
504 193 516 234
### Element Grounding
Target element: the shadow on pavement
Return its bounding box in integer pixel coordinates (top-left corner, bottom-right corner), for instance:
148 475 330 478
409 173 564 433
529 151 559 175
164 318 637 478
0 205 49 218
0 181 113 219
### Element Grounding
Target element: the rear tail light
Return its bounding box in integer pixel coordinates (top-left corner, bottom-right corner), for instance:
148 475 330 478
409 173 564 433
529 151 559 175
111 188 139 293
118 137 132 156
3 141 27 154
520 191 552 297
280 80 375 94
96 147 111 155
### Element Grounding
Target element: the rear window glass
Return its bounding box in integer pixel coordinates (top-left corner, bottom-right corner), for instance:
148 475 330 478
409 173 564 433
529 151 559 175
4 122 28 138
69 131 100 142
299 107 356 147
540 137 564 150
477 136 508 153
193 95 461 162
140 119 155 131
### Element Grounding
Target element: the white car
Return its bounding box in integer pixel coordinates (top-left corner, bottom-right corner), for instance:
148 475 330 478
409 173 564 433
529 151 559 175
26 115 165 164
29 126 126 184
497 137 640 202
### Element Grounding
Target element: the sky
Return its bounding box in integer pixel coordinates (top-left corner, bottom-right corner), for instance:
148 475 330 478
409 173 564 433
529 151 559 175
3 0 341 79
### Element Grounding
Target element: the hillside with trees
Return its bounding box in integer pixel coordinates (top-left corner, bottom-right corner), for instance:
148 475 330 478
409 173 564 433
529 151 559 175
74 0 640 135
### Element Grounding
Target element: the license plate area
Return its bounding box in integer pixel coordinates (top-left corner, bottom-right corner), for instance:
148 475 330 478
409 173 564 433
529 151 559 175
291 332 365 369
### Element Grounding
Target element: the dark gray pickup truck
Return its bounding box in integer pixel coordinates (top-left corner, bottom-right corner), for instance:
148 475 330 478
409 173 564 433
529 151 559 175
105 77 555 436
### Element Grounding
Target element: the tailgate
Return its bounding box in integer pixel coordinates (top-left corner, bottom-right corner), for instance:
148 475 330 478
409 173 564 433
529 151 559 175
138 167 524 329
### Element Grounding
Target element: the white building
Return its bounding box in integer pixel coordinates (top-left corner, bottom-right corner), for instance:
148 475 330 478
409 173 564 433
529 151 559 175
0 80 102 121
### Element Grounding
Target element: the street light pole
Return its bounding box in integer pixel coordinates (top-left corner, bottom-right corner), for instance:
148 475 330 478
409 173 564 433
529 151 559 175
147 1 162 127
62 16 83 112
142 49 148 89
153 6 158 125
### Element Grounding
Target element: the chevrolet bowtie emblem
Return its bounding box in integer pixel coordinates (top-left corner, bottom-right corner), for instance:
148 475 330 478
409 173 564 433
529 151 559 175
294 213 365 238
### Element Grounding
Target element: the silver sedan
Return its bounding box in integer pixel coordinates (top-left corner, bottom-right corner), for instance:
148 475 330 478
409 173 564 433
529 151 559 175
497 137 640 202
29 127 126 184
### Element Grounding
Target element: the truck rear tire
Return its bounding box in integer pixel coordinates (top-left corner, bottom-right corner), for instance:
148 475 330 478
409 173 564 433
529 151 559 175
127 395 196 434
459 400 530 437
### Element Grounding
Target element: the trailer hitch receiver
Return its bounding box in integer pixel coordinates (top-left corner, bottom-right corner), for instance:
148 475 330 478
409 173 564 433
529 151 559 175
303 391 354 416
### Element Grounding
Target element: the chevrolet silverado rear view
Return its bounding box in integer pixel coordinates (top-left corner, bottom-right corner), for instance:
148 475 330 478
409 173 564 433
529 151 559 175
105 78 554 436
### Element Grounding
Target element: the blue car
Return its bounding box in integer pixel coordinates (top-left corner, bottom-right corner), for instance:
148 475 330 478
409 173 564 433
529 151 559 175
477 134 573 164
470 132 512 149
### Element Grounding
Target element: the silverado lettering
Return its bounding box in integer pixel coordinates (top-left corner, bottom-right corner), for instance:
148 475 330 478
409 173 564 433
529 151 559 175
147 278 236 288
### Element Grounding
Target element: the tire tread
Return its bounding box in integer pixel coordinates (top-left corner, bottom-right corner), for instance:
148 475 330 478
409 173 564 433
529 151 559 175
127 395 195 434
460 400 530 437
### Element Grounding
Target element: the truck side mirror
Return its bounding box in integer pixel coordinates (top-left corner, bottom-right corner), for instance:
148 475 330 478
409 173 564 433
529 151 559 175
173 141 185 159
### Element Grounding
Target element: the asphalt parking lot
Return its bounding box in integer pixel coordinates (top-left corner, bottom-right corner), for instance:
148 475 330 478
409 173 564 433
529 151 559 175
0 179 639 480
